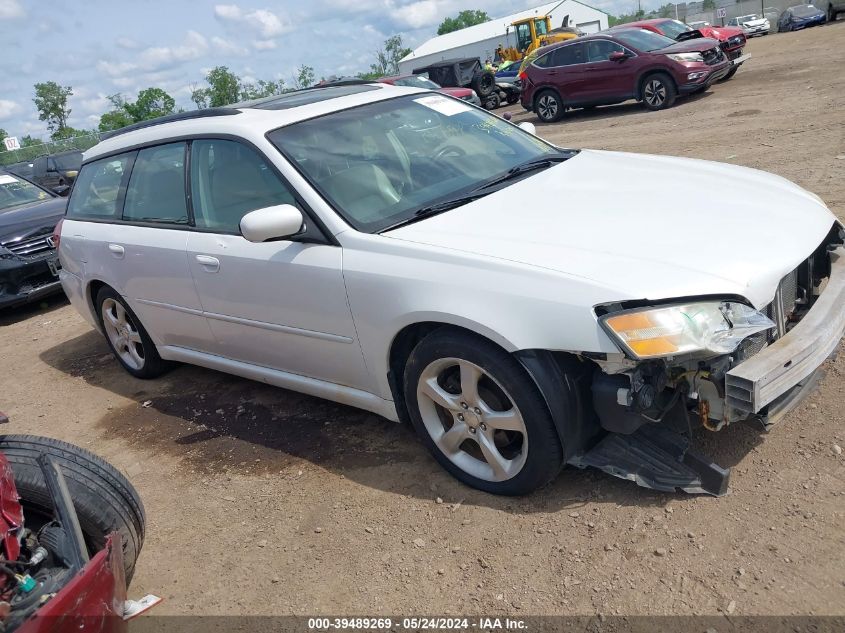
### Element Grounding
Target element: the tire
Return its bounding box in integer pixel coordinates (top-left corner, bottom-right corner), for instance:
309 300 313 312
483 93 500 110
640 72 677 110
829 5 837 21
471 70 496 98
403 329 563 495
720 65 740 81
506 92 520 105
534 90 563 122
0 435 145 584
96 286 169 379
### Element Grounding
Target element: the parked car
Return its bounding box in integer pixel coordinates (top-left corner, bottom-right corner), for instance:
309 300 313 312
11 151 82 196
610 18 748 79
825 0 845 20
687 20 710 29
0 411 153 631
58 85 844 497
0 170 66 309
378 74 481 106
728 14 771 36
412 58 499 109
778 4 827 30
520 30 730 122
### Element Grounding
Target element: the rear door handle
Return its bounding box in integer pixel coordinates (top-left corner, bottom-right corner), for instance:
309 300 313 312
195 254 220 272
107 244 124 258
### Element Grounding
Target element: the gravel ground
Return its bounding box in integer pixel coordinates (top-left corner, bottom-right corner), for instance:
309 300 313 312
1 22 844 619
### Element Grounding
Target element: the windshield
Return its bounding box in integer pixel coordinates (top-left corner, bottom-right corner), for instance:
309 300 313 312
614 29 677 51
656 19 692 38
268 94 561 233
392 76 441 90
791 5 821 16
0 174 51 212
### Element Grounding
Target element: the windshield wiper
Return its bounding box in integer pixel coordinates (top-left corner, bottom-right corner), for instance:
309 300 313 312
476 153 572 191
380 192 492 232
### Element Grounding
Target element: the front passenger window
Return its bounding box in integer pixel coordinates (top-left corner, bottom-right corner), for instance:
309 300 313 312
190 139 299 234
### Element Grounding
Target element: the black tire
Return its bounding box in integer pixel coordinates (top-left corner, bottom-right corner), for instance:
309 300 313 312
720 65 740 81
829 5 837 21
471 70 496 98
506 92 520 105
640 72 677 110
483 93 500 110
96 286 169 379
0 435 145 584
534 89 564 122
403 329 563 495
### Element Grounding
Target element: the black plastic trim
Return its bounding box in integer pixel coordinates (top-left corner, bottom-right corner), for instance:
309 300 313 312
98 108 241 141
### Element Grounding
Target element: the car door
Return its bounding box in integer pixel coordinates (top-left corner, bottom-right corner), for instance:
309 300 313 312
581 40 640 103
547 42 589 104
73 143 212 350
185 138 371 391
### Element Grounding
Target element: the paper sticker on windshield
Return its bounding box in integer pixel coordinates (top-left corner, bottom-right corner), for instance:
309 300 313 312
414 95 472 116
0 175 18 185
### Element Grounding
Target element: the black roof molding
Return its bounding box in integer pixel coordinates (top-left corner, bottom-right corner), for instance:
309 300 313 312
99 108 242 141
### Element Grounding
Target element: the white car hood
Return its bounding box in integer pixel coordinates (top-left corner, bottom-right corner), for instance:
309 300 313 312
386 150 836 309
743 18 768 26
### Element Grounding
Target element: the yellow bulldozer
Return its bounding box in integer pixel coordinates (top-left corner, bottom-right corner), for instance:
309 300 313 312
495 12 581 63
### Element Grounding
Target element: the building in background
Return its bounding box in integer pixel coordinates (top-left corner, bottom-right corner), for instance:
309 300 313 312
398 0 609 75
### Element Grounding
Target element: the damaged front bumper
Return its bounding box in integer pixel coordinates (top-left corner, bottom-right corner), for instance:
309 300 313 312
0 252 63 309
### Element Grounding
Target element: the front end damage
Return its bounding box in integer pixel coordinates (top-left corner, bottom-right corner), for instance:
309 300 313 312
0 234 63 309
571 225 845 496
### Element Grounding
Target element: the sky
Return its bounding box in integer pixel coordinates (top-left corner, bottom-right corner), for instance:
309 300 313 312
0 0 652 139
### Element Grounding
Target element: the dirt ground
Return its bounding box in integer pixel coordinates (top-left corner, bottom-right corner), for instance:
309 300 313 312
1 23 844 619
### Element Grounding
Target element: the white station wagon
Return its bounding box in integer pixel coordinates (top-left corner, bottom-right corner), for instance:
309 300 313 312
57 83 844 496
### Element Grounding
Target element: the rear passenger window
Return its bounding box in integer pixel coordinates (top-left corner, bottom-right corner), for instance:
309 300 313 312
551 43 585 66
190 139 298 234
123 142 188 224
66 153 133 220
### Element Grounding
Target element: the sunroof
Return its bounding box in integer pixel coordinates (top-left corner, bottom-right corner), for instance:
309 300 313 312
244 85 381 111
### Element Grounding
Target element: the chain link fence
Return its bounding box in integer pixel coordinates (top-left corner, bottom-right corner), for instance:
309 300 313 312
0 133 101 168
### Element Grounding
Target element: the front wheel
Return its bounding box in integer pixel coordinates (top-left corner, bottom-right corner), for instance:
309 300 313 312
640 73 677 110
403 329 563 495
535 90 563 122
720 65 740 81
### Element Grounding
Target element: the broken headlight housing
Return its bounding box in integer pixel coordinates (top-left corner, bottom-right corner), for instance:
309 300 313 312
600 301 775 360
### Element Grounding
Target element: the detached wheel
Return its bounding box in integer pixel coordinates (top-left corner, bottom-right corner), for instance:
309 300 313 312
506 92 520 105
483 93 500 110
403 330 563 495
471 70 496 97
535 90 563 122
720 65 740 81
96 286 169 379
640 73 677 110
0 435 145 583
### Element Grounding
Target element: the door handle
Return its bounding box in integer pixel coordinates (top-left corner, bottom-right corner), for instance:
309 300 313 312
107 244 124 258
195 254 220 272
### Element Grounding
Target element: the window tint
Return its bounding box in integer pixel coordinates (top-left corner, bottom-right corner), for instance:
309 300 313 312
532 52 552 68
190 139 298 233
123 143 188 224
67 153 133 220
586 40 625 62
550 43 585 66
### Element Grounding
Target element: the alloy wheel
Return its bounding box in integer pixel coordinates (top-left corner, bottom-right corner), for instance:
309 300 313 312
101 298 145 371
644 79 667 107
416 358 528 482
537 94 558 120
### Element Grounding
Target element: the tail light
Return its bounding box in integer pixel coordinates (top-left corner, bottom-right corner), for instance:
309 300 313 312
51 217 64 250
518 71 528 81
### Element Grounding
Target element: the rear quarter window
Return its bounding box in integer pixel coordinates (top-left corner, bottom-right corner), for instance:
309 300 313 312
67 153 134 220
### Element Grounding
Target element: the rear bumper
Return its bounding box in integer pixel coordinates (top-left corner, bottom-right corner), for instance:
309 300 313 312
725 246 845 422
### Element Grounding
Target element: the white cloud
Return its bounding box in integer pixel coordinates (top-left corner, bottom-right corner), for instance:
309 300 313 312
211 35 248 56
137 30 209 71
391 0 442 29
0 0 24 19
253 39 277 50
97 60 138 77
116 36 140 49
0 99 22 121
214 4 289 38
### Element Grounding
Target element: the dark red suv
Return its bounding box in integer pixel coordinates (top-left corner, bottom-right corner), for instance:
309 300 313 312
520 30 731 122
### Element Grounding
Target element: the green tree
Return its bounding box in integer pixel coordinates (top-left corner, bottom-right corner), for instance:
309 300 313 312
0 128 6 155
205 66 241 107
50 126 87 140
124 88 176 121
33 81 73 137
240 79 286 100
702 0 716 10
293 65 315 90
369 35 412 77
657 3 674 17
437 9 490 35
608 9 646 25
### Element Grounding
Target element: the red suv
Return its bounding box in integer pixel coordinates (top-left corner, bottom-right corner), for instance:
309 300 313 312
520 30 730 122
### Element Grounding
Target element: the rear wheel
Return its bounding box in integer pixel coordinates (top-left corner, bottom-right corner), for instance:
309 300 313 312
471 71 496 98
0 435 145 583
403 330 563 495
640 73 677 110
535 90 563 122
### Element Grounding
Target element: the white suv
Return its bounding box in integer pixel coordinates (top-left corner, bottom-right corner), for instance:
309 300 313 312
57 83 845 496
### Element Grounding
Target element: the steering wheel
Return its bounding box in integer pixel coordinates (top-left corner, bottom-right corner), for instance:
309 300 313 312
433 144 467 161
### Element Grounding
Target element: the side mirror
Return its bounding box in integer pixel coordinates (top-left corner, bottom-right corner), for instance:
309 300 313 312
609 51 627 62
52 185 70 197
518 121 537 135
240 204 303 243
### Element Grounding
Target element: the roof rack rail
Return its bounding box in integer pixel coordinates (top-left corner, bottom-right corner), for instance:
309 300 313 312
99 108 242 141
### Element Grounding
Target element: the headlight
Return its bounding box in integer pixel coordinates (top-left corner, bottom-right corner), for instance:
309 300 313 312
666 52 704 62
600 301 775 360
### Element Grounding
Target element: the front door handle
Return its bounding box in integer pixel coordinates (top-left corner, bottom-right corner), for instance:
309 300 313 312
195 254 220 272
107 244 124 258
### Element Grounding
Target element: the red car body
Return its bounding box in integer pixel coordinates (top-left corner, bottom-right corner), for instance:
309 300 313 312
377 75 477 102
520 31 730 119
613 18 747 60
